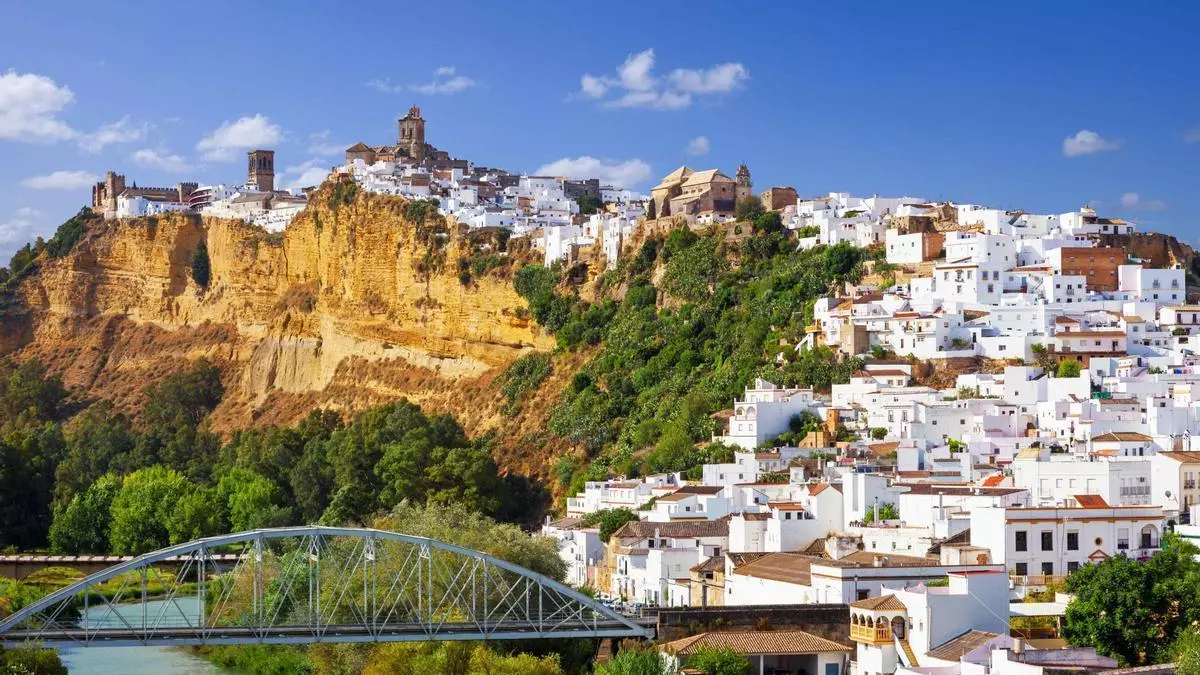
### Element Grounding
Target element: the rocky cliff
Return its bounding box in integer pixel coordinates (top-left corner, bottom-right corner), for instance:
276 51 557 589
2 184 557 456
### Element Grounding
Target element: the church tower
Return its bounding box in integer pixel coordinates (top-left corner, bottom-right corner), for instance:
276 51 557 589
735 164 752 202
247 149 275 193
397 106 427 163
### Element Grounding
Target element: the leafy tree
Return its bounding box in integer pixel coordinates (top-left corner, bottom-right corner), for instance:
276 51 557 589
576 194 603 216
734 196 764 222
166 485 225 544
581 509 641 542
596 644 666 675
0 424 66 549
191 240 211 288
752 211 783 235
43 207 94 259
871 427 888 440
0 646 67 675
53 401 135 508
108 465 189 554
1174 627 1200 675
134 360 223 477
861 502 899 524
1064 533 1200 665
49 473 119 553
218 468 293 531
687 646 751 675
1057 360 1082 378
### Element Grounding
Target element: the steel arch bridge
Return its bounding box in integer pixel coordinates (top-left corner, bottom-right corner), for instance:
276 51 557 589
0 526 652 647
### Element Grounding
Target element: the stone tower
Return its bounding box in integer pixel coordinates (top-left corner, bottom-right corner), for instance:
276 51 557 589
247 149 275 193
92 171 127 218
735 164 752 202
397 105 427 163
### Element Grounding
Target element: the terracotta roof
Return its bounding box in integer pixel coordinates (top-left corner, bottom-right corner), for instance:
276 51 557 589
1056 330 1127 338
824 551 938 568
345 142 373 152
1092 432 1153 443
661 630 851 656
849 594 907 611
731 552 815 585
612 519 729 540
736 512 770 521
896 483 1027 497
809 483 841 496
981 475 1005 487
1072 494 1110 508
926 630 1003 661
727 552 770 567
1158 451 1200 464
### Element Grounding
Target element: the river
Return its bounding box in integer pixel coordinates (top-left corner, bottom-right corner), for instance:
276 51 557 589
57 597 232 675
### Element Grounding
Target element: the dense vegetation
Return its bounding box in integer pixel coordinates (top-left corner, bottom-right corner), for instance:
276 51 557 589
513 223 865 492
0 208 98 311
1065 533 1200 665
0 357 535 555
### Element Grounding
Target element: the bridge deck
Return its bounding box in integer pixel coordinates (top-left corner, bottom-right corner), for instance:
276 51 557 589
1 620 656 647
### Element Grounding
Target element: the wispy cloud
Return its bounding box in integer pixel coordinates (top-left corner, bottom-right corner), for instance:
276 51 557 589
368 67 479 96
78 115 147 154
1119 192 1166 212
131 147 192 173
306 130 347 156
534 156 652 188
277 158 331 191
1062 129 1121 157
686 136 711 156
0 207 44 245
577 49 748 111
196 114 283 161
21 170 99 190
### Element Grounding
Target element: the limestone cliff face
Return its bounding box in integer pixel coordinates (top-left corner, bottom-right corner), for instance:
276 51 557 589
5 185 554 434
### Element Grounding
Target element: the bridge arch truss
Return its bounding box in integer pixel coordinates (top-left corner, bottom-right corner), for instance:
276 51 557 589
0 526 651 647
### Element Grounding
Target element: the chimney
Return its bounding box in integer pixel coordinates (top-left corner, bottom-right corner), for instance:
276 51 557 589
1013 637 1025 654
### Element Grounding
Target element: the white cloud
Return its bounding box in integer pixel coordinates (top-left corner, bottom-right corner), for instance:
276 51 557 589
306 130 346 156
1119 192 1166 212
1184 126 1200 144
21 170 100 190
686 136 711 156
577 49 749 111
196 114 283 161
1062 129 1121 157
410 66 478 95
534 156 652 189
369 68 480 96
0 70 76 142
366 78 404 94
131 147 192 173
0 208 41 245
78 115 147 154
669 63 750 95
278 158 330 191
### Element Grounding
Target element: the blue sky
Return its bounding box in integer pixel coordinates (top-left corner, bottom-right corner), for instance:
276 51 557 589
0 1 1197 263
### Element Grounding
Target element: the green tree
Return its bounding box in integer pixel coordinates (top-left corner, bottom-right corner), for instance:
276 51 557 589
218 468 293 531
596 644 665 675
861 502 899 524
53 401 135 508
581 509 641 542
191 240 211 288
734 197 764 222
48 473 119 553
687 646 750 675
576 194 603 216
1064 533 1200 665
1057 360 1082 378
871 427 888 440
1174 627 1200 675
0 646 67 675
108 465 189 554
166 485 225 544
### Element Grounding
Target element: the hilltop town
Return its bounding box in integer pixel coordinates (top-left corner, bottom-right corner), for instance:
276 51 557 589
14 105 1200 675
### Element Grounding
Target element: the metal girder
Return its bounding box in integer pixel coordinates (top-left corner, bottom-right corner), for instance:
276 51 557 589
0 526 653 647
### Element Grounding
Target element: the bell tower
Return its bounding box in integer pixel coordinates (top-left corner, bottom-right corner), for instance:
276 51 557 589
735 164 752 202
397 105 427 162
247 149 275 193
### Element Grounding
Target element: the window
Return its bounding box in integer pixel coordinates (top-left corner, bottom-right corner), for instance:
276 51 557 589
1068 561 1080 574
1015 531 1028 552
1041 531 1053 551
1042 562 1054 575
1015 562 1028 576
1067 531 1079 551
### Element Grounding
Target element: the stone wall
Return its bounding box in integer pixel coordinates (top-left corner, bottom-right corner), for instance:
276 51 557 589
655 603 850 643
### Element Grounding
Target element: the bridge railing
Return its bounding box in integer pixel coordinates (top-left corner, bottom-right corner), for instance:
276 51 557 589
0 526 652 647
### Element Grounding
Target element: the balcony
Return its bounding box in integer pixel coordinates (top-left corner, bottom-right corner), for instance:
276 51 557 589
1010 574 1066 588
850 624 893 644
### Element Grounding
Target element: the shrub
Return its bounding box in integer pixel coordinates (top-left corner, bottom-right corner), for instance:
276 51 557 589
191 241 211 289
